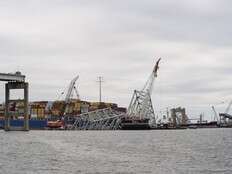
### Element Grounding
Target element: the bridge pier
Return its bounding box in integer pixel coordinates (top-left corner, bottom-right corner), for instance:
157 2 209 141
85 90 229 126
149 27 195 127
5 82 29 131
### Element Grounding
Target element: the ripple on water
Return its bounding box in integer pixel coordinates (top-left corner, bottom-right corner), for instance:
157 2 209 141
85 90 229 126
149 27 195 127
0 129 231 174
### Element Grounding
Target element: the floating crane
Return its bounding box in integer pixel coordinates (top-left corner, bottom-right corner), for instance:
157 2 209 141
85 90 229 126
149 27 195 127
123 58 161 129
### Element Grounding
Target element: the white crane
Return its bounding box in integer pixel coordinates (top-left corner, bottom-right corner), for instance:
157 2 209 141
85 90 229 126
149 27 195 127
58 75 80 116
127 58 161 121
219 100 232 125
211 106 218 121
65 75 80 103
224 100 232 114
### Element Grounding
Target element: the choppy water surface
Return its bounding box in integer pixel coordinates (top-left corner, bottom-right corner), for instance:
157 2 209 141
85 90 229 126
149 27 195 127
0 129 232 174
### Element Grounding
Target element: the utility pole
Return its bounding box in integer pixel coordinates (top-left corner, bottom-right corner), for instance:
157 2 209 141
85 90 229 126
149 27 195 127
97 76 104 103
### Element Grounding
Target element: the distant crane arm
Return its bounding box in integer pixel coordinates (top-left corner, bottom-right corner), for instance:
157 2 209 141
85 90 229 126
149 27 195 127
225 100 232 114
212 106 218 121
65 75 79 102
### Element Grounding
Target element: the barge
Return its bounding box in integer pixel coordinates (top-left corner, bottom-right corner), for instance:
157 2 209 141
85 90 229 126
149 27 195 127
120 117 150 130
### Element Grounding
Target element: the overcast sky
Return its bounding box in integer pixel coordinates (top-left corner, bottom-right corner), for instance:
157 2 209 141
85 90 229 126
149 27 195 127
0 0 232 120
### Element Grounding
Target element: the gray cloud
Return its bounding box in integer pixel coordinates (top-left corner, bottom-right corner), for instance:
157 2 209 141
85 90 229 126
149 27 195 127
0 0 232 120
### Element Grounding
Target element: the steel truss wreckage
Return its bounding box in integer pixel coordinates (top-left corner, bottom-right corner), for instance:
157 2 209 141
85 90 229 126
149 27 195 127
68 108 125 130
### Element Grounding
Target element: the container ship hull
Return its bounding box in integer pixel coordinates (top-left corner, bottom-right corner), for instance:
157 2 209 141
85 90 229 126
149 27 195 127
0 119 47 130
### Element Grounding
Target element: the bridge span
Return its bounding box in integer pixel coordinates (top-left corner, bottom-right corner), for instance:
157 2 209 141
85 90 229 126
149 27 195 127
0 72 29 131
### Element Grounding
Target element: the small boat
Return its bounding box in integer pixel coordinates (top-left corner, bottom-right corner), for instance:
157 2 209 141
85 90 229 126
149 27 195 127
47 120 64 129
188 125 197 129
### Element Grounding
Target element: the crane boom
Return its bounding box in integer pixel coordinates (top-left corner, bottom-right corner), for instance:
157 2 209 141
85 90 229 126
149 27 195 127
212 106 218 121
65 75 79 102
142 58 161 95
225 100 232 114
61 75 80 116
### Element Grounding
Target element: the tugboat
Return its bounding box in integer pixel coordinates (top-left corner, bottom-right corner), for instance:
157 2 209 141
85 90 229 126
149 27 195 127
47 119 64 129
47 115 65 130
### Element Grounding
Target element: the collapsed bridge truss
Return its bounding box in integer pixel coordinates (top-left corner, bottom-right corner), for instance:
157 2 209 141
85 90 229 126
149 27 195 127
68 108 125 130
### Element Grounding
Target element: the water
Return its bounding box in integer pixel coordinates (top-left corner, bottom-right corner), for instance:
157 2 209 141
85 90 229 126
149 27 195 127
0 129 232 174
